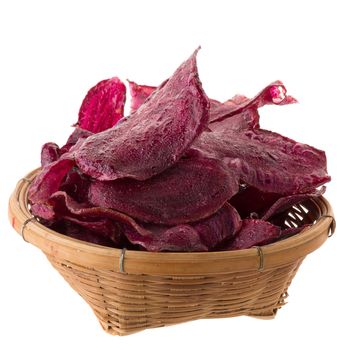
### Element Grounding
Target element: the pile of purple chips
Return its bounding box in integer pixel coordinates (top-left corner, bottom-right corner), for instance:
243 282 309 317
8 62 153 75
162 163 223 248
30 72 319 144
28 49 330 252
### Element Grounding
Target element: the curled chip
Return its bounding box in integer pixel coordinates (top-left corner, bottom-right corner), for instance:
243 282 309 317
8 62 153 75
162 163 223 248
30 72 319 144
225 219 281 250
75 48 210 181
209 81 297 124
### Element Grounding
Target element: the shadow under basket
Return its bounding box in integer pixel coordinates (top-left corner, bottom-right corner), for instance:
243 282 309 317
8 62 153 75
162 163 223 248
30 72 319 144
8 170 336 336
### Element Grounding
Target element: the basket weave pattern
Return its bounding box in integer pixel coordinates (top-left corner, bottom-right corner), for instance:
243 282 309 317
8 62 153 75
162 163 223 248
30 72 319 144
8 170 335 335
47 256 302 334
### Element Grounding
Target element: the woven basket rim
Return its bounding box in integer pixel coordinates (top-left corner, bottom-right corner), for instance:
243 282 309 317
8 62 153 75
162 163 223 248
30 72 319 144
8 168 335 275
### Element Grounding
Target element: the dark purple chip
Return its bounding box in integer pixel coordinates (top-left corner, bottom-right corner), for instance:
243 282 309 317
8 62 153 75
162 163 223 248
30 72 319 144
209 81 297 124
28 140 86 219
28 156 75 206
41 142 60 166
75 48 210 181
29 155 75 220
89 156 239 225
229 186 281 219
191 128 330 194
224 219 281 250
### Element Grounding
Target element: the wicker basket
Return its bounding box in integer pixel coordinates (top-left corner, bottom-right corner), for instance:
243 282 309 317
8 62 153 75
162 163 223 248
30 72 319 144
8 169 335 336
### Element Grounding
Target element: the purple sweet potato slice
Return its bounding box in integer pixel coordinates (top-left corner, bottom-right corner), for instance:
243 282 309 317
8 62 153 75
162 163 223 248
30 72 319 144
128 80 157 113
191 128 330 194
28 156 75 205
209 81 297 124
76 77 126 133
89 156 239 225
41 142 60 166
229 186 282 219
29 155 75 220
75 48 210 181
28 140 85 220
261 186 326 220
225 219 281 250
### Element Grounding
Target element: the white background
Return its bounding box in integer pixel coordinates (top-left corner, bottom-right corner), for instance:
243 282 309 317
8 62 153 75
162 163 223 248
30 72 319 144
0 0 348 349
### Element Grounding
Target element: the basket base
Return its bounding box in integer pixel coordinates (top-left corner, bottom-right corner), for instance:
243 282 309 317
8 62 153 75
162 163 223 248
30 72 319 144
46 253 300 336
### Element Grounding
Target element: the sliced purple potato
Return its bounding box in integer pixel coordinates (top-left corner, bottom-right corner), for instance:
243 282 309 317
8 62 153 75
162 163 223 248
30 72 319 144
75 48 210 181
191 128 330 194
89 156 239 225
209 81 297 124
224 219 281 250
41 142 61 166
76 77 126 133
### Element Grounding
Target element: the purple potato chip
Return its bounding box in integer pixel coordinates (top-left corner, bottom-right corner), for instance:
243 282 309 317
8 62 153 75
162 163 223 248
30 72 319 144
128 80 157 113
41 142 60 166
76 77 126 133
75 48 210 181
191 128 330 194
225 219 281 250
229 186 282 219
30 202 56 221
28 156 75 206
89 156 239 224
28 139 86 216
210 81 297 124
29 155 75 221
